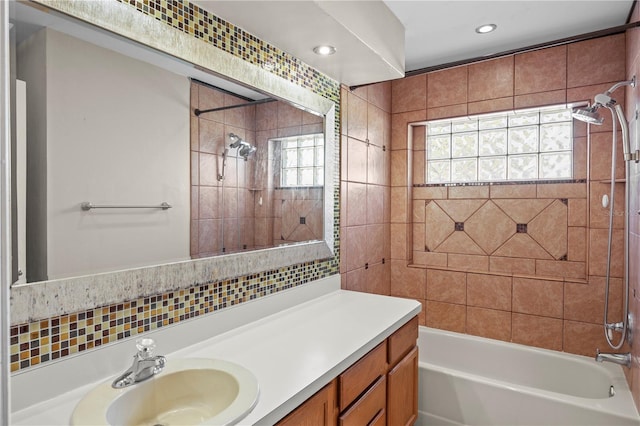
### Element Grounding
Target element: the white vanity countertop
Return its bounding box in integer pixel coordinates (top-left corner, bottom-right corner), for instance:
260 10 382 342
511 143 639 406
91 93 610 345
11 285 421 425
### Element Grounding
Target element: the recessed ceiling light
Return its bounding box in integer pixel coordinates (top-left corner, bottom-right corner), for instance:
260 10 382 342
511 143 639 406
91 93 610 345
476 24 497 34
313 45 336 56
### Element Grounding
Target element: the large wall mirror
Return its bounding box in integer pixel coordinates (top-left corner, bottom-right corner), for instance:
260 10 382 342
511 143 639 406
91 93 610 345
9 1 335 296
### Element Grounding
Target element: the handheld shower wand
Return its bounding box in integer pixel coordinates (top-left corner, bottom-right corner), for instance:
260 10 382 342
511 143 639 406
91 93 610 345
217 148 229 181
573 76 636 352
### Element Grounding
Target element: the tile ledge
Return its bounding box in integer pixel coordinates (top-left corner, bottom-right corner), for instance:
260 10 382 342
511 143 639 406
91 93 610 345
407 263 587 284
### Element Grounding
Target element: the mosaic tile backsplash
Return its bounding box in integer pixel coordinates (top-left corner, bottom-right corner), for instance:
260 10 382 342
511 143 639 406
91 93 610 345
11 261 332 372
11 0 341 373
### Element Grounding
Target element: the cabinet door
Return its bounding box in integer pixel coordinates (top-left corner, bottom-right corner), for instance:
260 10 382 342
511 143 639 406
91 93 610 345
387 346 418 426
277 379 338 426
339 375 386 426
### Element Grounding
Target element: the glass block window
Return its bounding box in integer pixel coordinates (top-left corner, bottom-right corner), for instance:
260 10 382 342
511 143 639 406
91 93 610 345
280 133 324 187
426 105 573 183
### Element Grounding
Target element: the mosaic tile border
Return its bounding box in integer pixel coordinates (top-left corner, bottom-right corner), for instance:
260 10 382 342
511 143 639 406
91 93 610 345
414 178 587 187
116 0 338 101
10 260 335 372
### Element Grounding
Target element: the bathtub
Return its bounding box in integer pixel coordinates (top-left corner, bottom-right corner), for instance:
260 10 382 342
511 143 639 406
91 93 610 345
417 327 640 426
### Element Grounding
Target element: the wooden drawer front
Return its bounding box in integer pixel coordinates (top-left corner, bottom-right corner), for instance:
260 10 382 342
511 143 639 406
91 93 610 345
387 347 418 426
339 342 387 411
388 316 418 367
339 375 386 426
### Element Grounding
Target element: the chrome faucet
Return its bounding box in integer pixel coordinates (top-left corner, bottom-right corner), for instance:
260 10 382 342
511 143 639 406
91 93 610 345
112 338 166 388
595 349 631 368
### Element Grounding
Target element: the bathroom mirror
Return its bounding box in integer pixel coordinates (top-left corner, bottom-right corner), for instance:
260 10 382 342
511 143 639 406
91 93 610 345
9 1 335 287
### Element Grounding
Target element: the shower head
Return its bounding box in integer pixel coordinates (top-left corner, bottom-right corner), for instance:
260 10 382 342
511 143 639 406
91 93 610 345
572 77 636 126
228 133 243 148
238 143 257 160
572 105 604 125
228 133 256 159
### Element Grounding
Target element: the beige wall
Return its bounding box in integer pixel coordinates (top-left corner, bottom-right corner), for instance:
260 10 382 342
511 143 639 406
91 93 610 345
20 28 191 280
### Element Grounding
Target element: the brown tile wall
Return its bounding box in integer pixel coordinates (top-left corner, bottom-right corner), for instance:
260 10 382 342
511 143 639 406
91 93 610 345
387 33 630 358
626 3 640 412
340 83 393 297
254 101 324 247
191 82 258 256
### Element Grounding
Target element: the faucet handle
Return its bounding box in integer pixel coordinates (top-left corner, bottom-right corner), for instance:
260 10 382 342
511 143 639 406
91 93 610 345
136 338 156 358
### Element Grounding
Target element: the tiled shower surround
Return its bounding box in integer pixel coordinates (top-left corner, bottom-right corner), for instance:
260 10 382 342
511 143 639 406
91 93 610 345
342 33 632 358
190 82 325 256
10 0 340 372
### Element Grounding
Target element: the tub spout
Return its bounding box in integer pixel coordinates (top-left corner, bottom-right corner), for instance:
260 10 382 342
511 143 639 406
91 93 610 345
596 349 631 368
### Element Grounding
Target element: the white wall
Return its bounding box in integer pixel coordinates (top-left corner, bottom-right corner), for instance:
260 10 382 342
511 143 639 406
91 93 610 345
17 29 47 282
22 28 190 280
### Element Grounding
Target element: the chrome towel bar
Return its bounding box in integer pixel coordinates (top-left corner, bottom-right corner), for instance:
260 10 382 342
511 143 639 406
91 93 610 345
81 202 172 211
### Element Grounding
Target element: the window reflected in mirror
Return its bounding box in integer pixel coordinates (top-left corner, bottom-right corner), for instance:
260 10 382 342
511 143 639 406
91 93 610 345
190 81 324 258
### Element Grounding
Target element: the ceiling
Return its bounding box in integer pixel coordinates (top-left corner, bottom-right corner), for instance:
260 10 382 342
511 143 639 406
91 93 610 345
192 0 405 86
386 0 635 72
196 0 635 86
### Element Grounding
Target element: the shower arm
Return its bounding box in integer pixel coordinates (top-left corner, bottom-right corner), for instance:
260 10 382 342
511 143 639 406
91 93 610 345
604 77 636 97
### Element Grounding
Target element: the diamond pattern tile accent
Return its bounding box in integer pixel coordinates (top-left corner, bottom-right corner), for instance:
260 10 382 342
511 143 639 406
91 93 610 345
425 201 455 251
493 199 553 223
493 234 553 260
465 201 516 254
282 199 322 241
436 200 485 222
528 199 568 260
437 232 485 255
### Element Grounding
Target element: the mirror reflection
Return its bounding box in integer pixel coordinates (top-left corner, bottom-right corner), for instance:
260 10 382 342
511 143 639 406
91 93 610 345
11 4 326 284
190 81 324 257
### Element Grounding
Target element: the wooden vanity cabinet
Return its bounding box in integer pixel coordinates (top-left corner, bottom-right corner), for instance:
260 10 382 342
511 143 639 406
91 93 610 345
277 379 338 426
276 316 418 426
339 375 386 426
387 317 419 426
338 342 387 425
387 348 418 425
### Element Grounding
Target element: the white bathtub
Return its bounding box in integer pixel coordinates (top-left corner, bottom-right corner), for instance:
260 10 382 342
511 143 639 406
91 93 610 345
417 327 640 426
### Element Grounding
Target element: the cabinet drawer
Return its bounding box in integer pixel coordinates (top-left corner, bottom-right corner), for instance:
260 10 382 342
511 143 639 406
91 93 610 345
388 316 418 367
339 375 386 426
339 342 387 411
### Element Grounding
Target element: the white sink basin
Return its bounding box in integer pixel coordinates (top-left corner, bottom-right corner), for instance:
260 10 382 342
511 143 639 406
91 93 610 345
71 358 259 426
